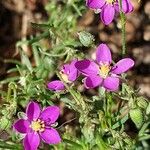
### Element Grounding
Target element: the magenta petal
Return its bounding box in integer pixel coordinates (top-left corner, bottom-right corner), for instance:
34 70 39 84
103 76 119 91
84 75 103 89
61 60 79 82
68 60 79 81
26 102 41 122
62 64 70 74
86 0 105 9
40 128 61 144
23 132 40 150
40 106 60 124
47 80 65 91
75 60 99 76
114 3 119 12
100 4 115 25
111 58 134 74
96 43 112 64
13 119 30 134
122 0 133 13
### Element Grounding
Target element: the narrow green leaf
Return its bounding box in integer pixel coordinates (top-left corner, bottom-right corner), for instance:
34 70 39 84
63 139 83 149
112 114 129 129
31 22 51 29
139 134 150 141
32 44 41 66
0 77 19 84
139 122 150 136
4 59 22 65
20 51 32 72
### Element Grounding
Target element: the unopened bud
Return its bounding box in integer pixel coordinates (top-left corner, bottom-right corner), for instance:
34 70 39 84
146 103 150 115
129 108 144 129
78 31 95 47
137 97 148 109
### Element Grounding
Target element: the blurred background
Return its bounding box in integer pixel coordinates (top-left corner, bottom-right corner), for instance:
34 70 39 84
0 0 149 98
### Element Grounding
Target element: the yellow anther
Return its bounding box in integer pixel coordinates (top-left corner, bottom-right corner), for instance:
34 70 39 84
106 0 115 4
99 64 111 78
31 119 45 132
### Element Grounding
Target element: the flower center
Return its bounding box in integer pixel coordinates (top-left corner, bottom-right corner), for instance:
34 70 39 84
59 71 71 83
106 0 114 4
31 119 45 132
99 64 111 78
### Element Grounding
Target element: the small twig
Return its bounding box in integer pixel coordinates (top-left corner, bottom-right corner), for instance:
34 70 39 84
56 117 76 129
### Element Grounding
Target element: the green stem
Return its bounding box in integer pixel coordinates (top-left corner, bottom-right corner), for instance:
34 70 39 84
57 72 86 111
72 3 82 16
6 85 12 102
119 0 126 55
38 47 68 57
16 31 50 47
56 72 80 105
104 95 107 116
106 93 113 127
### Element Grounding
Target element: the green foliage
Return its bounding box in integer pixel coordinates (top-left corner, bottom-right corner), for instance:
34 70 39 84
130 108 144 129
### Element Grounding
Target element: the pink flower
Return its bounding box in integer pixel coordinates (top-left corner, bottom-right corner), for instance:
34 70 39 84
47 60 80 91
13 102 61 150
75 43 134 91
86 0 133 25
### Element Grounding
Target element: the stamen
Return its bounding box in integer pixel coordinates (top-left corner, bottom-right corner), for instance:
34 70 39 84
106 0 115 4
31 119 45 132
99 63 111 78
41 124 45 128
37 119 41 122
41 121 44 124
39 128 45 132
94 9 101 14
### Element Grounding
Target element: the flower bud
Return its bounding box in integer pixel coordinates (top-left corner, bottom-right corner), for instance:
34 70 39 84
137 97 148 109
146 103 150 115
78 31 95 47
129 108 144 129
0 117 10 130
82 121 95 143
